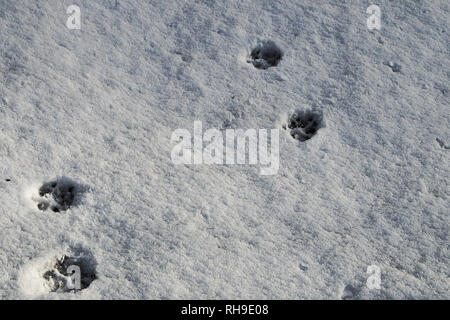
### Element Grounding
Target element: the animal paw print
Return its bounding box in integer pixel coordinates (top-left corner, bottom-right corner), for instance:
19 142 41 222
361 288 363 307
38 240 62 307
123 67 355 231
248 40 283 69
43 252 97 293
34 178 78 212
283 108 324 141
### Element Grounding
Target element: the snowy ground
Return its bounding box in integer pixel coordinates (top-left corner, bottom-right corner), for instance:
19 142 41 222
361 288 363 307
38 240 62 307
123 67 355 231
0 0 448 299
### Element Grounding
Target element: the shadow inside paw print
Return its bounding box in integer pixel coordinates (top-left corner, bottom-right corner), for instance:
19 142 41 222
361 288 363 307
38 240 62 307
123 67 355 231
341 284 361 300
248 40 283 69
284 108 324 141
36 177 82 212
43 247 97 293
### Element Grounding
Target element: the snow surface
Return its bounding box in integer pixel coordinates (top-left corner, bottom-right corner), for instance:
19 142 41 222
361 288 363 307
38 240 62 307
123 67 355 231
0 0 449 299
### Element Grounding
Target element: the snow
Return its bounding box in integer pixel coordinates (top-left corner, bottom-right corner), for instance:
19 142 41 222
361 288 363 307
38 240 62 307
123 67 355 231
0 0 449 299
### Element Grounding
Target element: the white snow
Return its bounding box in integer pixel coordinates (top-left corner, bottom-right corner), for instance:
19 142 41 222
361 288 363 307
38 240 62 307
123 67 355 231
0 0 449 299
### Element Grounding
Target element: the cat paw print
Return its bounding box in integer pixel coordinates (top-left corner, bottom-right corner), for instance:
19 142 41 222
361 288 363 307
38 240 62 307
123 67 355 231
32 177 82 212
19 246 97 296
283 108 325 141
43 250 97 293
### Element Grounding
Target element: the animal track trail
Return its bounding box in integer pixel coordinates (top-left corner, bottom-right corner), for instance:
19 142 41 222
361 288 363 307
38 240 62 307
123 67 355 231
32 177 82 212
248 40 283 70
283 108 325 141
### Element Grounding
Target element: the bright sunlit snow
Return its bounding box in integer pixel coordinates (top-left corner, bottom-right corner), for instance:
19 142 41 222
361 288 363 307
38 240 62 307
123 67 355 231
0 0 448 299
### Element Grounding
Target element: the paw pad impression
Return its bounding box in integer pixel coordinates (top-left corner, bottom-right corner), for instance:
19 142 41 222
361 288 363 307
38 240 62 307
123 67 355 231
43 249 97 293
284 108 325 141
248 40 283 69
35 178 79 212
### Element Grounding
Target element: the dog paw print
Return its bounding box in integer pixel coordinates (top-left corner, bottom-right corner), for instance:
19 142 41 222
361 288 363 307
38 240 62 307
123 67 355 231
283 108 325 141
33 178 80 212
